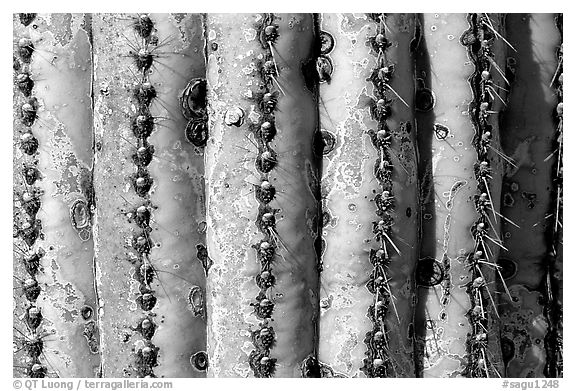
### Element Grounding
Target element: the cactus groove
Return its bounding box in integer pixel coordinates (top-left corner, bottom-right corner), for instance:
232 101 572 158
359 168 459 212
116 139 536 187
13 12 563 378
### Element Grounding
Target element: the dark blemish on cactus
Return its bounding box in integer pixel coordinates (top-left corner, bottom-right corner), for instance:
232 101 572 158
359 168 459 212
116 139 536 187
316 56 333 83
132 233 152 254
132 48 154 72
23 278 41 301
180 78 207 120
28 362 47 378
19 13 37 26
83 320 100 354
319 31 335 55
406 207 412 217
197 221 207 234
500 337 515 364
138 318 156 340
131 113 154 139
258 121 276 143
257 210 276 231
255 269 274 289
256 181 276 204
133 14 154 39
503 193 514 207
21 98 38 127
191 351 208 372
16 72 34 96
70 199 90 231
95 141 102 152
253 326 276 350
256 149 277 173
137 292 157 311
23 249 43 276
25 306 43 330
253 296 274 319
255 240 275 263
80 305 93 320
22 165 40 185
224 106 244 127
135 344 159 373
132 144 155 167
320 129 336 156
497 258 517 280
24 336 44 359
210 42 218 51
415 87 435 112
133 82 157 107
263 24 279 42
300 355 321 378
369 33 390 53
521 191 537 209
185 115 209 147
460 30 476 46
13 55 21 71
132 169 153 197
196 243 213 275
415 257 444 287
21 190 41 217
321 210 331 228
18 38 34 63
138 263 155 285
188 286 205 318
433 123 450 140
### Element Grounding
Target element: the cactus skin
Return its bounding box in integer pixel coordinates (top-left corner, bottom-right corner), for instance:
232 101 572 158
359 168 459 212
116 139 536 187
93 13 152 377
93 13 207 377
13 13 100 377
413 13 504 377
141 13 208 378
205 13 320 377
498 13 561 377
318 13 418 378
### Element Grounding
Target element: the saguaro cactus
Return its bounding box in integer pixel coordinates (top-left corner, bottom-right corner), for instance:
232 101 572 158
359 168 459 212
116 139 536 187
318 13 419 378
92 13 207 377
204 13 321 377
413 13 506 377
13 12 563 379
498 13 561 377
13 13 100 378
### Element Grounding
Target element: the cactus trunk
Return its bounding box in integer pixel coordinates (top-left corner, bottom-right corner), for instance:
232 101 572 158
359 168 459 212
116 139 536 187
205 13 320 377
317 13 419 378
13 13 100 378
12 12 563 379
92 13 207 377
413 13 505 377
498 13 562 377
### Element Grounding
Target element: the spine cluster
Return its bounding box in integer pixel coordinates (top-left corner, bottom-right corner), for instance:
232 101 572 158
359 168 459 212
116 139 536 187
463 13 503 378
246 13 283 378
544 14 563 378
125 14 161 377
13 13 49 379
360 13 400 378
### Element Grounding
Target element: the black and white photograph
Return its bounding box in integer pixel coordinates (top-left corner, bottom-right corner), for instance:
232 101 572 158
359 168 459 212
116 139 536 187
9 9 566 384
